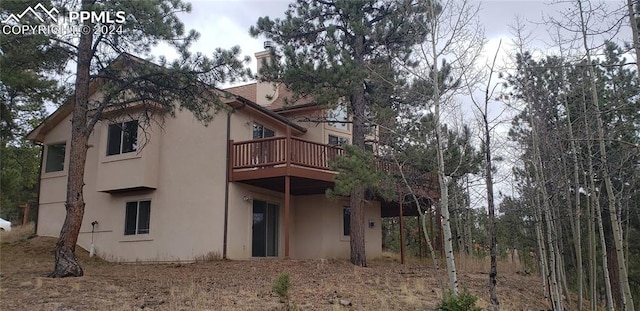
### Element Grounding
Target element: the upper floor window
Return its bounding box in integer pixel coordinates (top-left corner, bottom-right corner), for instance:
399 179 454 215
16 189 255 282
125 200 151 235
328 134 349 147
327 104 349 131
253 123 275 139
45 143 66 173
107 120 138 156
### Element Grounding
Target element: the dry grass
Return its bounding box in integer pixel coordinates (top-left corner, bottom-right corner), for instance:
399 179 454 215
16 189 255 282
0 222 35 244
1 225 547 310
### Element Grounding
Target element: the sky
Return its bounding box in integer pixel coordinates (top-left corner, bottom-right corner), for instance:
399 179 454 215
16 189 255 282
155 0 634 207
157 0 561 76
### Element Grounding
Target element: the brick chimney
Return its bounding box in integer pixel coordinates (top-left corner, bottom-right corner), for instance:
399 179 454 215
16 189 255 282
255 41 279 106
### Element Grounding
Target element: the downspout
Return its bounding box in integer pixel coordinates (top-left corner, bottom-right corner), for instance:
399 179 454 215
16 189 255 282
223 111 231 259
33 142 44 234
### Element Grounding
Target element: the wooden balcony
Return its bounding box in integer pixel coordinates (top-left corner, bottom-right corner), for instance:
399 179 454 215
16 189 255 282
228 136 439 201
229 135 439 260
228 136 344 195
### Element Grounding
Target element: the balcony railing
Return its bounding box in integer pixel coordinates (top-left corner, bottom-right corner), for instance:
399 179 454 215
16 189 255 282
230 136 344 173
228 136 439 199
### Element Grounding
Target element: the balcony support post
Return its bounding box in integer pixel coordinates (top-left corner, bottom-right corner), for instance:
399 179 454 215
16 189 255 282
285 127 292 175
284 175 291 257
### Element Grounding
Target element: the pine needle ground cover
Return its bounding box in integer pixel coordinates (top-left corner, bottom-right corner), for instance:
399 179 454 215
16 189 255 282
1 225 545 310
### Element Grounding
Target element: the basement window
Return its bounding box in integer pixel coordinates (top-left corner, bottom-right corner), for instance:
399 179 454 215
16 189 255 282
107 120 138 156
125 200 150 235
45 143 66 173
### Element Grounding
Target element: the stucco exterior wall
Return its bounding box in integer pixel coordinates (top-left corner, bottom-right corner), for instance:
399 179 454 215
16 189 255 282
38 108 230 262
36 97 383 262
226 188 382 260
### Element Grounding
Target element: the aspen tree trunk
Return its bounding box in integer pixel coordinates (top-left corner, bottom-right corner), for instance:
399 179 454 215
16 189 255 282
464 177 473 255
570 125 584 310
581 86 614 311
585 171 598 311
626 0 640 77
393 156 445 295
530 110 563 311
453 187 466 255
577 1 635 308
551 193 570 306
434 112 458 294
533 194 549 301
484 112 499 311
473 43 501 310
558 50 584 308
595 192 615 311
428 0 458 292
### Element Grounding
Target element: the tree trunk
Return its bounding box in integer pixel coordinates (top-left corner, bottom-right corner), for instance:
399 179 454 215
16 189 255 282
393 155 445 295
484 114 499 311
426 0 458 294
349 186 366 267
627 0 640 78
595 192 615 311
603 206 623 309
577 1 635 308
434 82 458 295
347 34 368 267
559 57 583 309
50 7 93 278
452 186 466 255
580 81 614 311
533 195 549 301
529 106 562 311
585 171 597 311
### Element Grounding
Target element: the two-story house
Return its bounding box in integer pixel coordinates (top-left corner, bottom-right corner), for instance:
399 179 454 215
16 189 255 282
27 49 427 262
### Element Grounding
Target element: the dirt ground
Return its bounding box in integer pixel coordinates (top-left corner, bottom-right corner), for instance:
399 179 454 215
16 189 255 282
1 225 547 310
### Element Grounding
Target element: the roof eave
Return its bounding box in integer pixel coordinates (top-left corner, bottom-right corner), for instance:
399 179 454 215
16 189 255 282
229 94 307 135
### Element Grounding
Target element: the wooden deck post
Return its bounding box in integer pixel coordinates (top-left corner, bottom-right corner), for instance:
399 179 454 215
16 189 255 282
284 126 292 258
284 175 290 257
20 204 29 225
285 127 291 175
399 190 405 265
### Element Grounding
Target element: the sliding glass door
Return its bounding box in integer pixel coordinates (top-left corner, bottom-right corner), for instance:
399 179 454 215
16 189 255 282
252 200 279 257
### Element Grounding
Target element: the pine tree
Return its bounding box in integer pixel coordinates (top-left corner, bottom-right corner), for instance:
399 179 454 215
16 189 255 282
250 0 430 266
36 0 250 277
0 0 70 223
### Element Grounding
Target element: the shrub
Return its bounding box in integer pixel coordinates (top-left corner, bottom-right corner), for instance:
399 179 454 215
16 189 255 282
435 290 482 311
272 273 291 302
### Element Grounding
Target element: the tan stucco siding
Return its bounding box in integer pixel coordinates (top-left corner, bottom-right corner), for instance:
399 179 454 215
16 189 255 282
36 98 382 262
36 203 66 238
226 189 382 260
37 109 230 262
226 183 286 259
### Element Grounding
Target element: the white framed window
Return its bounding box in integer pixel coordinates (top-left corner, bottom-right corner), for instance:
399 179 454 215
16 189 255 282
107 120 138 156
252 123 275 139
125 200 150 235
45 143 66 173
327 104 349 131
328 134 349 147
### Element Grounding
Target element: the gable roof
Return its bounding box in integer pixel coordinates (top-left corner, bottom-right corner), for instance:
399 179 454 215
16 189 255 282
27 54 306 143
